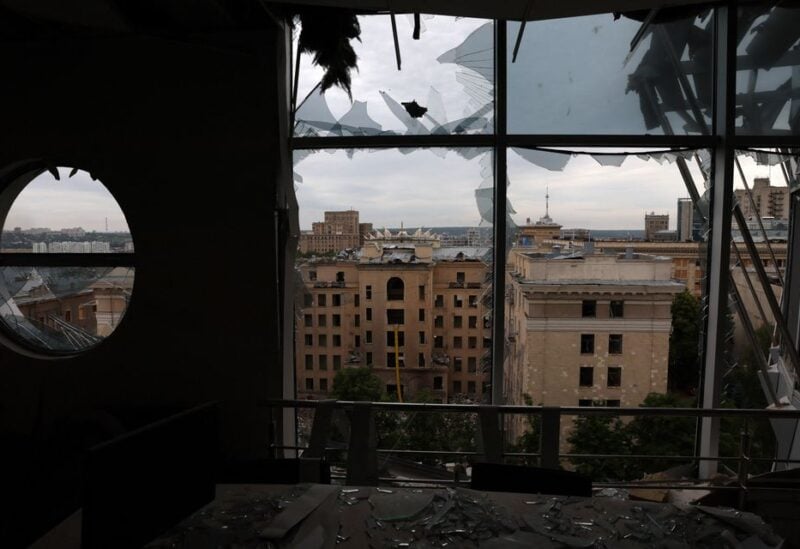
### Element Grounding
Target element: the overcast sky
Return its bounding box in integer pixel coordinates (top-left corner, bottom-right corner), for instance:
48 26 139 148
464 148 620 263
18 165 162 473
4 168 130 232
293 14 785 231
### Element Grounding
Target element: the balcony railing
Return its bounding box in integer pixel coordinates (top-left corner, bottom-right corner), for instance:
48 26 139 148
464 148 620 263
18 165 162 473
264 399 800 498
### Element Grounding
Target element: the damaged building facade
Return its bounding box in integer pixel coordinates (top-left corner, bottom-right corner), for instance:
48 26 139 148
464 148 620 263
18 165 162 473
296 229 491 401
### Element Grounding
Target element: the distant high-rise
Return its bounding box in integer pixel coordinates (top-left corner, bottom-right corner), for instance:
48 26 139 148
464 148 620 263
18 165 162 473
299 210 371 254
734 177 789 220
676 198 703 242
644 212 669 241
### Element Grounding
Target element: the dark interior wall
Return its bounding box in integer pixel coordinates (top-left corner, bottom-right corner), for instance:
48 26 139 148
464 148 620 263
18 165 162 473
0 24 284 497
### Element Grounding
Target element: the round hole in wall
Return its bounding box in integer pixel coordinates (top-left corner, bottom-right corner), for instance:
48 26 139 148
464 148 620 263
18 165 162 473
0 165 135 356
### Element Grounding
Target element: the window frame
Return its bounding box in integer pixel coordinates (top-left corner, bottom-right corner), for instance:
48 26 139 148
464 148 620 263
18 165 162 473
288 9 788 481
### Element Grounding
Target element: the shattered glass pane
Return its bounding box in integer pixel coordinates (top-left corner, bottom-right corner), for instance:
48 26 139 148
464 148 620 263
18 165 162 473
0 266 135 353
294 16 493 137
508 9 713 135
736 3 800 135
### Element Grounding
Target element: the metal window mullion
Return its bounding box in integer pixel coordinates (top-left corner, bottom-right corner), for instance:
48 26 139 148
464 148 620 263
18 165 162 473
698 4 736 480
491 20 507 405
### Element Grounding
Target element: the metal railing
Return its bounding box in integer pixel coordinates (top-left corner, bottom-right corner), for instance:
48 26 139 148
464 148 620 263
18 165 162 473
263 399 800 499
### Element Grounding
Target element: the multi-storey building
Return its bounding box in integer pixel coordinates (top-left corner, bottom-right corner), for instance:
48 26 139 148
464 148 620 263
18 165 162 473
644 212 669 241
298 210 373 255
504 248 683 443
734 178 790 221
295 229 491 402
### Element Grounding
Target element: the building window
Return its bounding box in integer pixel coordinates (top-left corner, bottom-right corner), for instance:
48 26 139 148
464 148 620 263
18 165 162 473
304 294 313 308
318 334 327 347
467 381 476 394
305 378 314 391
578 399 593 407
454 336 463 349
468 295 478 308
435 294 444 307
320 378 328 392
366 352 372 365
387 352 404 367
454 295 463 308
366 330 372 344
419 353 426 367
468 316 477 329
366 285 372 299
332 294 342 306
454 357 462 371
468 357 477 372
387 277 404 300
355 294 360 307
305 354 313 370
579 366 594 387
606 399 621 407
483 337 491 349
319 355 328 370
387 331 405 346
419 331 425 344
609 334 623 355
308 271 317 281
419 309 425 322
434 376 442 390
333 355 341 370
387 309 405 325
453 380 462 393
304 334 313 346
318 314 326 327
304 314 312 327
610 300 624 318
434 315 444 328
355 335 360 347
366 308 372 321
419 285 425 299
608 366 622 387
355 314 360 327
582 300 596 317
453 315 463 328
580 334 594 354
457 272 465 283
318 294 326 307
336 271 345 283
333 334 341 347
434 335 443 349
468 336 477 349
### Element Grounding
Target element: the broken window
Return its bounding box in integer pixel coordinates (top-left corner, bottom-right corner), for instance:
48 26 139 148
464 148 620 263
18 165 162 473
610 300 624 318
294 16 494 138
579 366 594 387
332 294 342 306
468 315 477 328
434 315 444 328
582 300 596 318
454 357 462 371
580 334 594 354
387 330 405 346
608 366 622 387
435 295 444 307
609 334 623 354
453 315 463 328
387 309 405 325
387 277 404 300
508 11 712 135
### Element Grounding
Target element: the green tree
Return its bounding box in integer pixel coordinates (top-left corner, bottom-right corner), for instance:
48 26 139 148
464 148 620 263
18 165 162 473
512 394 541 465
567 413 633 481
720 324 776 474
626 392 696 476
669 290 702 394
331 367 384 401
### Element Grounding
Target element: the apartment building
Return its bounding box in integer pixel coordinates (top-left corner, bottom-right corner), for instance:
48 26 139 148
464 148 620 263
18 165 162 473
298 210 374 255
296 230 491 402
735 178 790 221
504 249 683 442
